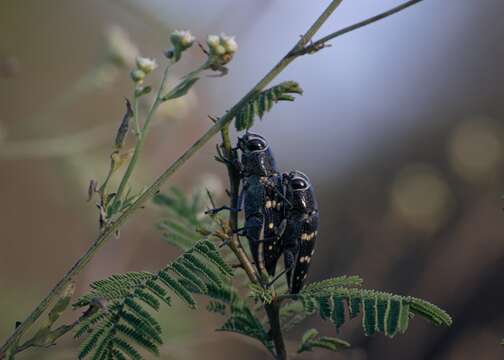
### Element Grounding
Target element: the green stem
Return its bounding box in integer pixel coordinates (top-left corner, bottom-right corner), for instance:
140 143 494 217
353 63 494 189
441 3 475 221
3 0 426 356
133 94 141 136
113 64 171 206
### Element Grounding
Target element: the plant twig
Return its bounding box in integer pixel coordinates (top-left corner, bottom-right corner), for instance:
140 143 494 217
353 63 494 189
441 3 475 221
265 300 287 360
113 63 172 205
291 0 426 56
0 0 427 357
219 125 259 284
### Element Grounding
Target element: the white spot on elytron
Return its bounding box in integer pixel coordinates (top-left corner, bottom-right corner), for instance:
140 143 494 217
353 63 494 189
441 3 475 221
276 202 282 210
302 233 315 241
268 222 274 229
265 200 272 208
311 249 315 256
303 274 308 279
271 200 276 207
306 256 311 264
296 276 300 280
268 245 273 250
300 257 305 263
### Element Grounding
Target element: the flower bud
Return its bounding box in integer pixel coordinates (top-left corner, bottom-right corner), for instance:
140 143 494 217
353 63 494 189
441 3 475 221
206 35 220 48
179 31 195 49
221 34 238 53
214 45 226 55
168 30 195 62
171 30 195 50
135 56 157 74
205 33 238 70
134 85 152 97
130 69 145 83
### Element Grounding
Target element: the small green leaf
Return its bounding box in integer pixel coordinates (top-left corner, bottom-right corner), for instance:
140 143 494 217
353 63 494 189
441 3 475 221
297 328 350 353
48 282 75 325
163 77 199 101
234 81 303 130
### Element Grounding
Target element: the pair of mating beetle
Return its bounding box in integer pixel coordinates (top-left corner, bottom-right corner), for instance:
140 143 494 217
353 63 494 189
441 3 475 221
214 133 319 294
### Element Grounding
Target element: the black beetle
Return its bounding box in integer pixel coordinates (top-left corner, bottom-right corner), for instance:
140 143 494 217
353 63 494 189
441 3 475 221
281 170 319 294
236 133 286 278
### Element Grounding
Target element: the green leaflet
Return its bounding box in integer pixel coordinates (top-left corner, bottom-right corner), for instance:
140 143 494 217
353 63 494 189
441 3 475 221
193 241 234 278
154 188 215 251
182 252 223 287
249 283 274 304
234 81 303 131
218 307 274 353
113 338 142 360
207 301 226 315
332 295 345 330
300 275 363 295
363 297 377 336
318 295 333 320
162 77 199 101
158 271 196 308
297 328 350 353
170 261 208 294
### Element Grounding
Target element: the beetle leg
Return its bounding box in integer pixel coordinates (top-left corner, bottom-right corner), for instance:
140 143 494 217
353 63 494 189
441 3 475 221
267 263 294 287
204 205 241 215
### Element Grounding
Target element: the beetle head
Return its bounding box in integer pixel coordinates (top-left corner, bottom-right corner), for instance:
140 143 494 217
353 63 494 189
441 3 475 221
237 133 278 177
283 170 317 213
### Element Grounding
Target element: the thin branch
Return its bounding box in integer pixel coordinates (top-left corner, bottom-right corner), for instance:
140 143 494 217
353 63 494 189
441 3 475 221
265 300 286 360
112 62 172 206
2 0 420 356
12 322 77 355
219 125 259 284
290 0 425 57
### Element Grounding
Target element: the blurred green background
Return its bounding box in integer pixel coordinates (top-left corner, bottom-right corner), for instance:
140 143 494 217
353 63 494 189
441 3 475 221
1 0 504 359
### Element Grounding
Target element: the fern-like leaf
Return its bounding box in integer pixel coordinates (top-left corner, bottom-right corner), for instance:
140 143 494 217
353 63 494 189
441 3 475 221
74 239 232 359
158 270 196 308
207 301 227 315
300 275 363 295
249 283 274 304
297 328 350 354
154 188 215 251
234 81 303 130
291 287 451 339
218 306 274 353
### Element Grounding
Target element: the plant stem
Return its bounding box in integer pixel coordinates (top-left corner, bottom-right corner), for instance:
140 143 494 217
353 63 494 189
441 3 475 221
265 300 287 360
219 126 259 284
113 64 171 205
291 0 426 56
0 0 426 356
133 95 141 136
